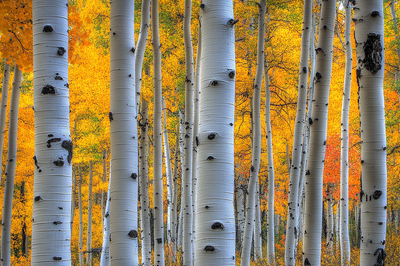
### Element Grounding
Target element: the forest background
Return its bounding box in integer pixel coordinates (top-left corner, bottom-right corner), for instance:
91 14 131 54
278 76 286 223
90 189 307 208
0 0 399 265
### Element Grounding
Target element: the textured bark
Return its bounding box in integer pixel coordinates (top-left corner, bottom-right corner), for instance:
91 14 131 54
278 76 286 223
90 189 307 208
78 164 83 265
265 68 275 263
1 65 22 266
194 1 236 265
86 161 93 264
254 181 262 260
235 180 245 249
241 2 265 265
101 150 107 221
100 167 111 266
302 0 336 264
340 2 352 264
31 1 72 264
284 1 312 264
139 99 151 266
151 1 164 264
0 60 10 181
354 1 387 265
171 127 180 261
390 0 400 102
109 0 138 264
326 188 334 254
71 169 76 234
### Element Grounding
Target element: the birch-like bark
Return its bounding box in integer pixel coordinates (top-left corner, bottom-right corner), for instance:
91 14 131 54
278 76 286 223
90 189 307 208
135 0 150 112
302 0 336 264
0 65 22 266
390 0 400 102
183 1 195 264
241 2 265 265
254 180 262 260
71 169 76 234
354 1 387 264
265 68 275 263
109 0 138 264
151 1 164 264
32 1 72 264
78 164 83 265
100 167 111 266
326 188 334 254
194 1 236 265
139 99 151 266
284 1 312 264
101 150 107 220
86 161 93 264
171 127 180 260
340 2 352 264
0 60 10 181
235 181 245 248
162 97 173 247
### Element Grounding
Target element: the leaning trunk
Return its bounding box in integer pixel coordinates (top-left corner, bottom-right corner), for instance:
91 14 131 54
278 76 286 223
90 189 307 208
354 1 387 264
194 1 236 265
31 0 73 263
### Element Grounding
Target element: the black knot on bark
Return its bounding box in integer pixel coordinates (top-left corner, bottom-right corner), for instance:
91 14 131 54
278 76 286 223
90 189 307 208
131 47 136 53
33 156 39 169
53 157 64 167
131 173 137 179
302 67 307 73
227 19 239 26
207 156 214 160
53 221 62 225
208 133 216 140
371 11 380 17
157 238 162 244
185 134 190 138
204 245 215 252
42 85 56 94
47 138 61 148
363 33 382 74
200 3 205 9
251 165 255 172
34 196 42 202
308 117 313 125
205 205 209 209
55 74 63 80
43 25 53 32
210 80 218 86
109 112 114 121
315 72 322 82
57 47 66 55
53 257 62 261
229 71 235 78
128 230 138 238
373 190 382 199
304 258 311 265
61 140 73 164
211 222 224 230
374 248 386 264
305 170 310 175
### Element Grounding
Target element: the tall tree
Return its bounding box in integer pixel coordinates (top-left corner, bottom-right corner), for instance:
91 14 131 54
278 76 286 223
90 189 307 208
284 0 312 264
86 161 93 264
241 1 266 264
1 65 22 266
303 0 336 264
354 1 387 265
194 1 236 265
151 0 165 264
31 0 73 264
0 60 10 179
100 166 111 266
109 0 138 264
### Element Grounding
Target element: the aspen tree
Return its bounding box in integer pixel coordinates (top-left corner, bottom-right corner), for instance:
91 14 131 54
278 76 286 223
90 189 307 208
326 186 334 254
31 0 73 264
194 1 236 265
139 99 151 266
109 0 138 264
1 65 22 266
340 1 352 263
254 181 262 260
284 0 312 264
151 0 164 264
171 126 180 261
78 164 83 266
101 150 107 220
0 61 10 180
183 0 195 264
241 1 265 264
354 1 387 264
100 167 111 266
303 0 336 264
389 0 400 102
87 161 93 264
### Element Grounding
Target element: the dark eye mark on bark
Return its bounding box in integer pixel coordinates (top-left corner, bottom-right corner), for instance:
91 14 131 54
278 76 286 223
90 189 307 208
363 33 382 74
47 138 61 148
42 85 56 94
61 140 73 164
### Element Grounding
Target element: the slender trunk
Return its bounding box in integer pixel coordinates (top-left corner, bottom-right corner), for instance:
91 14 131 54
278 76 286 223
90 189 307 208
79 164 84 266
86 161 93 265
326 187 334 254
21 182 28 257
284 1 312 264
100 166 111 266
139 99 151 266
135 0 151 113
109 0 138 264
354 1 387 264
390 0 400 102
31 0 72 263
0 60 10 180
101 150 107 221
152 1 164 264
235 180 245 250
0 65 22 266
265 68 275 263
171 127 180 261
71 169 76 234
241 3 265 265
254 180 262 260
194 1 236 265
340 2 352 264
303 0 336 264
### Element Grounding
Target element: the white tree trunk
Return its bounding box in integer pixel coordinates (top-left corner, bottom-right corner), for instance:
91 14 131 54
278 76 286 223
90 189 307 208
87 161 93 264
101 150 107 221
0 65 22 266
235 181 245 248
171 127 180 261
183 1 195 264
354 1 387 265
302 0 336 264
241 2 265 265
254 181 262 260
139 99 151 266
100 166 111 266
109 0 138 264
340 2 352 264
151 1 164 264
326 188 334 254
0 60 10 180
265 68 275 263
78 164 83 265
194 1 236 265
32 0 72 264
135 0 150 112
284 1 312 264
390 0 400 102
